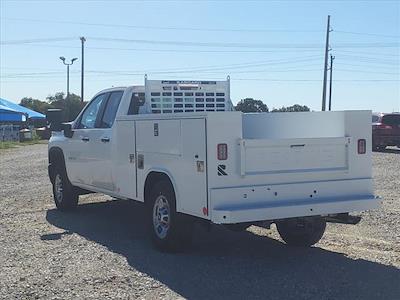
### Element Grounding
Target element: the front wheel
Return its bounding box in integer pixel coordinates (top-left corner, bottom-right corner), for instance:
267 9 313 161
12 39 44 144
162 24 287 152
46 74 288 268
52 166 78 211
148 180 193 252
276 217 326 247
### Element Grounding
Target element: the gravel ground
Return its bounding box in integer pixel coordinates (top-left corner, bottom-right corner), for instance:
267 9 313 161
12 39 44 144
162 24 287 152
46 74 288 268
0 143 399 299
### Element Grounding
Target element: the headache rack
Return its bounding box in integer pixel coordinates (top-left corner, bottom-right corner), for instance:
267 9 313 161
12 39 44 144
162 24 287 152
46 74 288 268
143 76 233 114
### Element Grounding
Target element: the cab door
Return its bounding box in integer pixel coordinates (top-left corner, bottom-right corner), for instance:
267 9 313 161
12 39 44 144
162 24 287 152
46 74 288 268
66 93 109 185
89 91 124 191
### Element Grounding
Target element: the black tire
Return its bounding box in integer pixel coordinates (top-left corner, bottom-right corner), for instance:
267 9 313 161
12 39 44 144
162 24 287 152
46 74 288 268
276 217 326 247
52 163 78 211
225 223 251 232
147 180 193 252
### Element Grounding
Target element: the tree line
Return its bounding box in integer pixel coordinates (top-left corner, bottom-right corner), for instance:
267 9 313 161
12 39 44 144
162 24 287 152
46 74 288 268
235 98 310 113
20 93 86 122
19 94 310 121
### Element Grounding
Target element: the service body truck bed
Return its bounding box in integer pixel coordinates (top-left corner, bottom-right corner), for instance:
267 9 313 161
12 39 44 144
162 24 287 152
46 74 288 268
48 78 379 251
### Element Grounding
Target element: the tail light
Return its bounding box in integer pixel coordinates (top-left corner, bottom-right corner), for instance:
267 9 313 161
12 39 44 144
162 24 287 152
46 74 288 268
373 123 392 130
358 139 366 154
217 143 228 160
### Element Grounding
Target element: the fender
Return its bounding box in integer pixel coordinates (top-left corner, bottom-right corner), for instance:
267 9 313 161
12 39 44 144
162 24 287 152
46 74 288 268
142 167 180 207
48 146 67 184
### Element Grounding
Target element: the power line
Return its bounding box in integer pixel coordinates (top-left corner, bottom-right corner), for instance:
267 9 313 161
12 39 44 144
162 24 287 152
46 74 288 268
89 37 400 48
5 67 398 78
4 17 398 39
334 30 400 39
2 17 322 33
337 54 399 65
335 49 399 57
336 62 400 70
1 57 324 78
1 36 398 48
0 37 78 45
2 42 325 53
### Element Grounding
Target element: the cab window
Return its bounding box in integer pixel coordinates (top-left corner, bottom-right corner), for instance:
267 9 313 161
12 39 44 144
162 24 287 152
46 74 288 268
128 92 145 115
100 91 123 128
78 93 108 129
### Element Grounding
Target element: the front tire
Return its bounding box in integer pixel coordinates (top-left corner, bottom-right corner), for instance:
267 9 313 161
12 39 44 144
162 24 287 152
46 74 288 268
52 165 78 211
276 217 326 247
147 180 193 252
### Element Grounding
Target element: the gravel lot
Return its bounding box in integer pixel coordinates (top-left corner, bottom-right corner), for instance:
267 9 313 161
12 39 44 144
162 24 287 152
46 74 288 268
1 143 399 299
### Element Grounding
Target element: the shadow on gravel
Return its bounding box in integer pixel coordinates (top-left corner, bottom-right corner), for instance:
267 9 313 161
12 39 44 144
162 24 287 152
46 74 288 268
46 200 400 300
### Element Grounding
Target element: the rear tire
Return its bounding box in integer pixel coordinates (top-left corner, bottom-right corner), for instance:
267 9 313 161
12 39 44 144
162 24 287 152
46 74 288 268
276 217 326 247
147 180 193 252
373 145 385 151
52 164 78 211
225 223 251 232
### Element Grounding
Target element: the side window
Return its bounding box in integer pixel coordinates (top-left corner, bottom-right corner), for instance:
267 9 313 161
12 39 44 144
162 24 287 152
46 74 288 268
128 92 145 115
100 91 123 128
78 93 108 129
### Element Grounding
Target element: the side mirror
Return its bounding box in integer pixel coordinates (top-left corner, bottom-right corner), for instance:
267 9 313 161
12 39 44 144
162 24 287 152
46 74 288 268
46 109 63 131
63 123 74 138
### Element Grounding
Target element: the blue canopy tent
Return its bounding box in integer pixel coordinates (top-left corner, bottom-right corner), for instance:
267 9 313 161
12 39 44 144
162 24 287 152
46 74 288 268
0 98 45 121
0 103 27 122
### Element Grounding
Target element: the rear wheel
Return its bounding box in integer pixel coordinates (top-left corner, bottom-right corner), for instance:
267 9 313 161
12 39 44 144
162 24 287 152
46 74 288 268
52 164 78 211
276 217 326 247
147 180 193 252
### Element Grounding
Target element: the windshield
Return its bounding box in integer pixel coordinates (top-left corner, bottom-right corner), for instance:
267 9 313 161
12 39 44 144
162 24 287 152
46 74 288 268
382 115 400 126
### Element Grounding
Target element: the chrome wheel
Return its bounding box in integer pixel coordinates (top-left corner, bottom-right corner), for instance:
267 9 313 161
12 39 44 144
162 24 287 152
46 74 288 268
152 195 170 239
54 174 63 204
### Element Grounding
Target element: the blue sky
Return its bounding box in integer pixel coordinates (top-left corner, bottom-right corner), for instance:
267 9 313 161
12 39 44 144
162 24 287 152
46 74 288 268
1 0 399 112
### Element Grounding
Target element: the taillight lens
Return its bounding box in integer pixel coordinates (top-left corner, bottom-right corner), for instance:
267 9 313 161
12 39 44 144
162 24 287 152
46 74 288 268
217 143 228 160
358 139 366 154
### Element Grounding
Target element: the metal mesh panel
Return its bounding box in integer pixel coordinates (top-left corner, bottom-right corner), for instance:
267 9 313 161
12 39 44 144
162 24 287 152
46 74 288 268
145 79 232 114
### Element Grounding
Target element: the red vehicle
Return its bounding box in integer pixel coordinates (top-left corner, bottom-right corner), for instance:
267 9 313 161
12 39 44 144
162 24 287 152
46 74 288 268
372 113 400 151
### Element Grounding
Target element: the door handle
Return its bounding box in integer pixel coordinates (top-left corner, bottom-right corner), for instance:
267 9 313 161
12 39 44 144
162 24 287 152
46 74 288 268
101 137 110 143
81 137 89 142
290 144 305 148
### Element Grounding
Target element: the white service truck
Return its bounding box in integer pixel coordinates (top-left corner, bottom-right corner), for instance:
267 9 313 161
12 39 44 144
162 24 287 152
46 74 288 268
47 77 379 251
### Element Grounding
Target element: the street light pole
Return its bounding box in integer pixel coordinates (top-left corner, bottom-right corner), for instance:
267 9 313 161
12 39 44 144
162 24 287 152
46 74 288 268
67 64 70 100
59 56 78 101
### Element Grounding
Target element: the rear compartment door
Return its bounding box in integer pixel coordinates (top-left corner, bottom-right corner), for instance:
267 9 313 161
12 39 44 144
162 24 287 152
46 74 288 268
178 119 208 216
239 137 350 176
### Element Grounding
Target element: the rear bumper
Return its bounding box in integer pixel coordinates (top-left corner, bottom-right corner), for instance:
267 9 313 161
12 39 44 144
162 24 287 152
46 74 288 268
211 195 379 224
209 179 380 224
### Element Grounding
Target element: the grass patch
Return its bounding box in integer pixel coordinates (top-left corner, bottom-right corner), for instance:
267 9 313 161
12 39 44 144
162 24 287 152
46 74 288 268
0 139 47 150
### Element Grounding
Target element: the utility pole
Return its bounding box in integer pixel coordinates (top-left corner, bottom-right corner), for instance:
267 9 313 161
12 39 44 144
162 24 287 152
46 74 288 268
328 54 335 111
321 15 331 111
80 37 86 102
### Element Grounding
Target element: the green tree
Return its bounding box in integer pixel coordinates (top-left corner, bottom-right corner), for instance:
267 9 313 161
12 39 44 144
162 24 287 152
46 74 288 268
235 98 268 113
19 97 50 114
46 92 86 121
271 104 310 112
